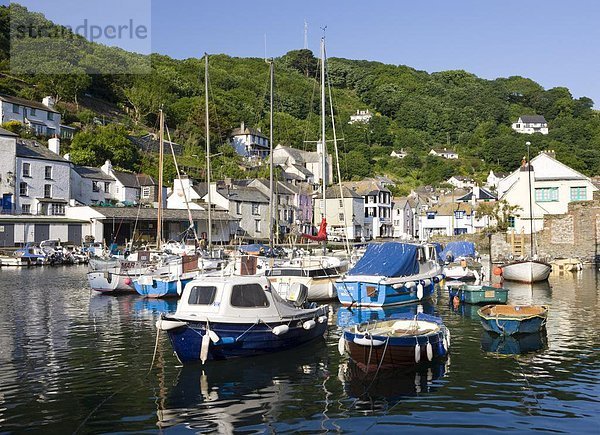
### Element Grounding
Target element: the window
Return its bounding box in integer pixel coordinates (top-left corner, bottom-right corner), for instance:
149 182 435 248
19 182 28 196
339 213 344 221
44 184 52 198
51 203 65 215
12 104 19 113
230 283 269 308
535 187 558 202
508 216 515 228
104 182 110 193
21 204 31 214
92 181 100 192
30 108 36 116
187 286 217 305
570 186 587 201
454 210 465 219
44 166 52 180
47 127 56 136
255 220 261 233
515 123 520 128
427 212 436 220
22 162 30 177
339 199 343 207
252 203 259 215
141 186 151 199
47 112 54 121
235 202 241 214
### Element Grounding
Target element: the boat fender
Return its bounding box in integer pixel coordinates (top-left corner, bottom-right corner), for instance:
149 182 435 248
176 279 182 296
392 283 404 289
353 336 385 346
200 331 210 364
405 281 416 289
124 277 132 286
317 315 327 324
446 329 451 348
219 337 235 345
414 343 421 363
443 336 449 352
433 276 440 283
417 283 424 300
426 342 433 361
423 279 431 286
440 274 446 280
272 325 289 335
208 329 220 343
155 318 187 331
338 336 346 356
303 320 316 330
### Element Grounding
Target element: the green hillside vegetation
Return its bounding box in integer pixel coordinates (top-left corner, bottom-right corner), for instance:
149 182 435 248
1 3 599 195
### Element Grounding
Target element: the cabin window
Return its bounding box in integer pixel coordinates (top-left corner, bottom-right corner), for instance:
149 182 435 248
230 283 269 308
188 286 217 305
570 186 586 201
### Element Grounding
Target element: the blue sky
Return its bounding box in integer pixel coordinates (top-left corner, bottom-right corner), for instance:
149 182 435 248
10 0 600 105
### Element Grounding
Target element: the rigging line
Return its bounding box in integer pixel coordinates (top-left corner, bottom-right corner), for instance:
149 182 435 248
206 65 225 149
302 62 320 151
165 123 200 246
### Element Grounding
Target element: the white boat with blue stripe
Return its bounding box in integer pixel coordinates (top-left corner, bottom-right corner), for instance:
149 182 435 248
335 242 445 307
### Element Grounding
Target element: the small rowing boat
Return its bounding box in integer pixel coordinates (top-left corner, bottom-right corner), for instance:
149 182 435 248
477 304 548 335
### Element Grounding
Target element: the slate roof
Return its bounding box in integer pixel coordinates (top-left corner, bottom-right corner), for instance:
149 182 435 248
0 127 17 137
431 148 458 155
325 185 362 199
291 163 314 177
0 94 59 113
113 171 158 188
393 197 410 208
519 115 547 124
343 179 391 196
89 206 236 221
15 139 68 163
274 145 320 164
217 186 269 203
430 202 475 215
230 126 267 139
73 165 114 181
457 187 496 202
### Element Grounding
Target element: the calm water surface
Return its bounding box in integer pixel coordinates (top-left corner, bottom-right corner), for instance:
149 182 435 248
0 266 599 433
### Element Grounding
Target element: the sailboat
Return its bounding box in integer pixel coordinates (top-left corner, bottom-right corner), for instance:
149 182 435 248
501 146 552 283
265 36 347 301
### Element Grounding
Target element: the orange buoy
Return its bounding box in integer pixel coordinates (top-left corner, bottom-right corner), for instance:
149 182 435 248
493 266 503 276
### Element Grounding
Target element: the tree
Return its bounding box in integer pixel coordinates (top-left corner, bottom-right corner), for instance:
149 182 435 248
476 200 521 231
281 49 318 78
70 124 140 169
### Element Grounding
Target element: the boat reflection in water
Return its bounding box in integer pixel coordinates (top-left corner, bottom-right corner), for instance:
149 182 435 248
156 339 328 432
132 297 177 319
339 358 448 399
502 280 552 305
337 300 436 328
481 330 548 355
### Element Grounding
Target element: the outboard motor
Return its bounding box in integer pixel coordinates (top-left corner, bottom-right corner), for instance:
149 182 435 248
287 283 308 307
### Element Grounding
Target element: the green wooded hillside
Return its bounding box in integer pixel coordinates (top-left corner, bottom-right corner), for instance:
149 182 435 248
1 4 599 194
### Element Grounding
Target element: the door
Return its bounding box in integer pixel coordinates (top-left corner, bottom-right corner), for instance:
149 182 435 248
0 223 14 247
2 194 12 212
34 224 50 243
68 224 82 244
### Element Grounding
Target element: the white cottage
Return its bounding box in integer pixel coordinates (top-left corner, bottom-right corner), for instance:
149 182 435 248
511 115 548 135
0 94 61 137
230 122 269 159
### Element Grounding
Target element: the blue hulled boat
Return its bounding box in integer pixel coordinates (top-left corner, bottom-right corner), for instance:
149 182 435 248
336 242 444 307
157 275 329 363
336 300 436 329
477 304 548 335
134 254 206 298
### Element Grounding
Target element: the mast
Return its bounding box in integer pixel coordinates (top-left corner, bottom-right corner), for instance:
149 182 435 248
269 59 275 249
156 108 164 249
205 53 212 250
526 141 533 258
320 36 327 254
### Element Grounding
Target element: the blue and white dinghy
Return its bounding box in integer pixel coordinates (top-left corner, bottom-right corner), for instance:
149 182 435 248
156 275 329 363
336 242 445 307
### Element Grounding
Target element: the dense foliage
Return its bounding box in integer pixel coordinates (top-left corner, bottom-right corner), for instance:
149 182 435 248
1 4 599 188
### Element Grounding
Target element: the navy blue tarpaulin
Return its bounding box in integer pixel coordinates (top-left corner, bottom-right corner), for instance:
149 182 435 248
440 241 476 261
347 242 419 277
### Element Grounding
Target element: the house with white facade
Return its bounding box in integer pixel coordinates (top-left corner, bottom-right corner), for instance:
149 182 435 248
343 179 392 239
429 148 459 159
486 170 508 190
390 149 407 159
230 122 270 160
392 197 414 240
349 109 372 124
497 151 598 233
419 202 491 240
99 160 164 207
272 144 332 187
446 175 475 189
0 94 61 137
317 185 364 241
0 127 18 214
15 137 70 216
511 115 548 135
456 186 496 203
71 166 114 206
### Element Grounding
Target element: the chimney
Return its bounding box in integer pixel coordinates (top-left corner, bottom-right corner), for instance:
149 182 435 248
101 159 113 175
42 96 55 110
224 177 233 188
48 137 60 155
240 121 245 132
472 186 480 206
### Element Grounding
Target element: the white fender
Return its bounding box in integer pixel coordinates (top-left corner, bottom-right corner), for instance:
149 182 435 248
156 319 187 331
443 336 448 352
446 329 451 348
405 281 416 289
317 315 327 324
423 279 431 286
338 336 346 356
176 279 183 296
353 336 385 346
414 343 421 363
200 332 210 364
208 329 220 343
426 342 433 361
272 325 289 335
417 283 424 300
303 320 316 330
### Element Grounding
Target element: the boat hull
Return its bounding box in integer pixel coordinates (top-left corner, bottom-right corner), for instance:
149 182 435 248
133 276 194 298
164 316 328 363
87 271 137 293
443 264 480 281
269 275 337 301
336 279 436 307
502 260 551 283
477 305 548 335
448 284 508 304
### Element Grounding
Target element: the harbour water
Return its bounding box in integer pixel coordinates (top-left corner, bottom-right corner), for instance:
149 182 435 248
0 266 599 433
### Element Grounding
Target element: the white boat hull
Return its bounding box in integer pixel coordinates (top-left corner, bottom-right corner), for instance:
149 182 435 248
87 271 138 293
502 260 552 283
269 275 337 301
443 265 480 281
